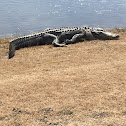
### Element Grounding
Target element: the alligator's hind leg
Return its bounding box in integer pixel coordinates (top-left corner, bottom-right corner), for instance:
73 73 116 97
52 39 67 47
44 33 67 47
65 33 85 45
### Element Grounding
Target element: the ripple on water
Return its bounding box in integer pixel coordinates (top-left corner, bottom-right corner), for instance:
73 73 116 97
0 0 126 37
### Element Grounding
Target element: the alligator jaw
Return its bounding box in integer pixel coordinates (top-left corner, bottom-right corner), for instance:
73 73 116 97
91 31 120 40
104 32 119 40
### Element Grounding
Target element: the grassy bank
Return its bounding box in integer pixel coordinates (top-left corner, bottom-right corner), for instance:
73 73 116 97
0 28 126 126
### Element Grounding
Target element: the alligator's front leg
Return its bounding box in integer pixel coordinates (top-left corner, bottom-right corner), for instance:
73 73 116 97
65 32 85 45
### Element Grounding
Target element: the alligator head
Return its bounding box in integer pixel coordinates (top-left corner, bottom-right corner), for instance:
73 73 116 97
91 30 119 40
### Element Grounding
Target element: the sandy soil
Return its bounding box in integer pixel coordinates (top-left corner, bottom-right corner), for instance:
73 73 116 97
0 29 126 126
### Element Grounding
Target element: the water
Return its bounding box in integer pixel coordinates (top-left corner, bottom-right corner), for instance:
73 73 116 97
0 0 126 38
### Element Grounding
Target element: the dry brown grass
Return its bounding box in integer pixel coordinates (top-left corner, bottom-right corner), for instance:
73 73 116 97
0 29 126 126
0 38 10 59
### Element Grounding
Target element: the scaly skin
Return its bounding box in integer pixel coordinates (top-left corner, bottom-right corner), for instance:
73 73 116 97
8 26 119 59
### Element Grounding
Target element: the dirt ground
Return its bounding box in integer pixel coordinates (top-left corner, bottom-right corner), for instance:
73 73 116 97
0 29 126 126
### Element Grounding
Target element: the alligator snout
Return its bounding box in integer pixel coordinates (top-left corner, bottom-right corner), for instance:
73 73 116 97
107 33 119 40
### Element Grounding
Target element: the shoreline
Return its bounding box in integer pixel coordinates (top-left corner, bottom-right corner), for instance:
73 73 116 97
0 28 126 44
0 27 126 39
0 28 126 59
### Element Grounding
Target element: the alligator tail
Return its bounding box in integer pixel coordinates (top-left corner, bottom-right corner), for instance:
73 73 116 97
8 35 43 59
8 39 17 59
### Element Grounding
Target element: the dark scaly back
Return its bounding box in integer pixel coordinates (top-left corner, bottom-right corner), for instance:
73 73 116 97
43 27 80 35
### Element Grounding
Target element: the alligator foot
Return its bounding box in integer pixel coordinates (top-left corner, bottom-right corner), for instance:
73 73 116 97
52 42 67 47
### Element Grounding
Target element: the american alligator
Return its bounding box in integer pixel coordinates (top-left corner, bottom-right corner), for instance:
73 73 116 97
8 26 119 59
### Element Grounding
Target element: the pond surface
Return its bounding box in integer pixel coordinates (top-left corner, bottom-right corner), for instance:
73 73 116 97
0 0 126 37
